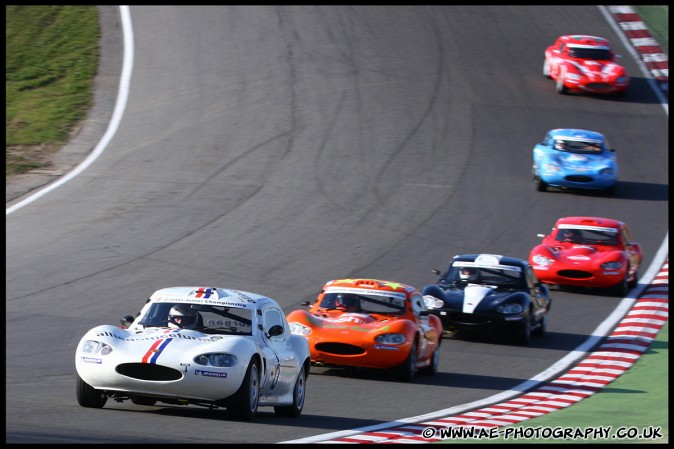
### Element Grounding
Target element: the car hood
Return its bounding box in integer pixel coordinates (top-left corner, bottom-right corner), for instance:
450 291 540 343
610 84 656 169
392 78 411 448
557 244 600 262
80 325 252 361
438 285 515 313
570 59 623 77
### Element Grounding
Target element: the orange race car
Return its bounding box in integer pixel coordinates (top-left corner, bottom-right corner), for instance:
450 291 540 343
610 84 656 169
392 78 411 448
286 278 442 382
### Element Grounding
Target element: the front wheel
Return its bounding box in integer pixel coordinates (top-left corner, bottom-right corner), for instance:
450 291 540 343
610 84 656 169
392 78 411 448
76 375 107 408
393 341 417 382
512 314 531 346
556 68 568 94
543 59 551 78
532 314 547 337
418 341 440 376
534 174 547 192
274 365 307 417
611 274 630 297
229 359 260 421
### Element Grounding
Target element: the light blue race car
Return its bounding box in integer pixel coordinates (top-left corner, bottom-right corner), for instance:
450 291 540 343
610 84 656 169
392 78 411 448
532 128 618 194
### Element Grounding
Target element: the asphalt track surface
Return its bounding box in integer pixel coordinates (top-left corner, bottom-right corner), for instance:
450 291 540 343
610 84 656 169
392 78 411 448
5 6 668 444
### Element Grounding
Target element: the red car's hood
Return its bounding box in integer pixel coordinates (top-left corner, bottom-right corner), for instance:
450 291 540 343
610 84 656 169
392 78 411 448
559 244 598 261
570 60 623 78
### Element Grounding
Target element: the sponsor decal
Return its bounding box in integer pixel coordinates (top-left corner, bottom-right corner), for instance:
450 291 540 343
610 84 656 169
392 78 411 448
195 370 228 378
374 345 399 351
81 357 102 364
325 286 407 300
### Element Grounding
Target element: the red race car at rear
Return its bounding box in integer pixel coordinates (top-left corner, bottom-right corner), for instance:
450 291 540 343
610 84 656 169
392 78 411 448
529 216 643 296
543 35 629 96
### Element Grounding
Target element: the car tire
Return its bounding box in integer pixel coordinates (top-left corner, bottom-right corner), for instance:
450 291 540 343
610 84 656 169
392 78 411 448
419 341 440 376
628 268 639 289
534 175 548 192
532 314 547 337
394 340 417 382
543 59 551 78
512 314 531 345
229 359 260 421
612 274 630 297
274 364 307 417
556 68 568 94
76 375 107 408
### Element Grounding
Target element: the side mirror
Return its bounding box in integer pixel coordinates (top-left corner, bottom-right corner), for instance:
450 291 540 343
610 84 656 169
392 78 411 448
267 324 284 338
431 269 441 275
300 301 311 307
537 233 545 238
120 315 135 327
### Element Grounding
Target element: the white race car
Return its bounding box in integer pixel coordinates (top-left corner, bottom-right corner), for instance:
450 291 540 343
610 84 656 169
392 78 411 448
75 286 311 420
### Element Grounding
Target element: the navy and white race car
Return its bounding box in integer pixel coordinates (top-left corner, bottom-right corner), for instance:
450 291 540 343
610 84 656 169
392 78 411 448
421 254 552 345
75 286 311 420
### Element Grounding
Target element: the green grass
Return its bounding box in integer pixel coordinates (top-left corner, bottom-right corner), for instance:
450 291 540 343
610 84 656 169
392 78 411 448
5 5 99 175
633 5 669 56
437 323 669 444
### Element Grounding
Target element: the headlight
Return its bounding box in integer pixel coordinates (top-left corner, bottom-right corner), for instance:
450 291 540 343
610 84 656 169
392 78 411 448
532 254 554 266
566 73 582 81
81 340 113 355
375 333 406 345
194 353 237 367
289 322 312 336
542 162 560 174
601 261 622 270
497 303 524 314
599 168 614 175
423 295 444 309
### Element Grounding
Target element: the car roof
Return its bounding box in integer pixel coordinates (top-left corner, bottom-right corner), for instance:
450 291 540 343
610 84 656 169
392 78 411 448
560 34 611 50
451 253 528 269
322 278 417 300
548 128 605 143
554 216 624 230
148 286 275 309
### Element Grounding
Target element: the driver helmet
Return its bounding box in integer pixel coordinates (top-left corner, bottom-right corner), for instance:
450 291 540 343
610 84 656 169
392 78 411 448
168 304 199 329
459 266 479 282
336 294 360 312
554 140 566 150
559 228 580 242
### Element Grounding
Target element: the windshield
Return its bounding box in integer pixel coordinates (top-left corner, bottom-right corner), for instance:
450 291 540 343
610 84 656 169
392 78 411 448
555 227 618 245
567 47 612 60
554 139 603 154
445 265 524 288
137 302 253 335
319 292 406 315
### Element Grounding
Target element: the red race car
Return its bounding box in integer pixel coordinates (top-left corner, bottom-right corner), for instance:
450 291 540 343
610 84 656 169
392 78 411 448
286 278 443 382
529 216 643 296
543 34 629 96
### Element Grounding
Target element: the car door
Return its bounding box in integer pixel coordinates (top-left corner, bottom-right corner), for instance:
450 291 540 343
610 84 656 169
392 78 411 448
619 225 642 276
410 294 439 360
260 305 298 396
524 266 548 319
